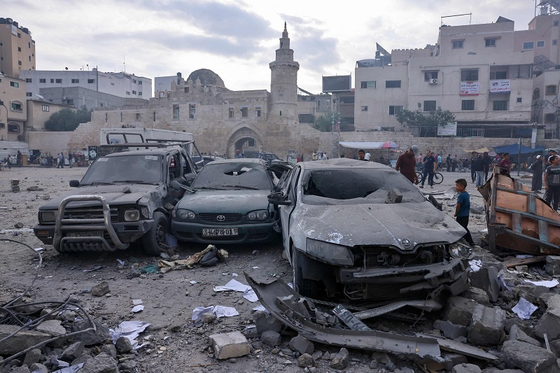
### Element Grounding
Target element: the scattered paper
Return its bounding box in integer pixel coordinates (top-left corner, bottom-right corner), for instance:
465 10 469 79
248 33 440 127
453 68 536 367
192 305 239 321
131 305 144 313
252 304 268 312
512 297 538 320
525 279 559 288
110 320 151 349
213 279 258 302
469 259 482 272
132 299 143 305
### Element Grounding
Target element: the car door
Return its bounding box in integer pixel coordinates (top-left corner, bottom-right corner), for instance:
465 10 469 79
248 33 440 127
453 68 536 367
278 165 301 253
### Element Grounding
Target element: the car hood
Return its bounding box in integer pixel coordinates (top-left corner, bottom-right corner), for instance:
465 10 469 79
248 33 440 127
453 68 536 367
178 189 270 212
291 202 466 250
39 184 162 210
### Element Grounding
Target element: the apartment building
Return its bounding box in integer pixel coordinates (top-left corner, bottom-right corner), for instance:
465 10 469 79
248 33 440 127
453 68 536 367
354 11 560 138
0 17 35 78
0 73 26 141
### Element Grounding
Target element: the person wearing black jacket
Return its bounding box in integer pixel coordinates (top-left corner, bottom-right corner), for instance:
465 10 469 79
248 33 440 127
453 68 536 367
482 152 492 181
531 155 543 193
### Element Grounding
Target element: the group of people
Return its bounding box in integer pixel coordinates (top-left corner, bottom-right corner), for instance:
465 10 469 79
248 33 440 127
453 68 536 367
529 148 560 211
312 151 329 160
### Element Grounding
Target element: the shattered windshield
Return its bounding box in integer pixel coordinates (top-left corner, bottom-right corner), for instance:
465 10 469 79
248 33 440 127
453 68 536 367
192 162 272 190
301 168 426 204
80 154 163 185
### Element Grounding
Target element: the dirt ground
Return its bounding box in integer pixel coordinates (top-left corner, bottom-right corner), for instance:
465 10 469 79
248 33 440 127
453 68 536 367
0 165 533 372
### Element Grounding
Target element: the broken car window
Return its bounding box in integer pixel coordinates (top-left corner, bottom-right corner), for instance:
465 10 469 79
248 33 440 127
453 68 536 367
302 169 425 203
191 162 273 190
80 154 163 185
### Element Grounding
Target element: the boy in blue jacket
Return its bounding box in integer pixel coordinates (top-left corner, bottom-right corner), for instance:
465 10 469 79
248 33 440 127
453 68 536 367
454 178 474 246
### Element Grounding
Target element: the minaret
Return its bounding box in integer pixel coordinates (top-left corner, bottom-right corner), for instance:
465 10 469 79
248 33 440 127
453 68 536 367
269 23 299 121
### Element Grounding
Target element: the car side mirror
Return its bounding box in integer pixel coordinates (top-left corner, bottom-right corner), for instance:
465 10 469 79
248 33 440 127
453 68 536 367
69 180 80 187
268 191 291 206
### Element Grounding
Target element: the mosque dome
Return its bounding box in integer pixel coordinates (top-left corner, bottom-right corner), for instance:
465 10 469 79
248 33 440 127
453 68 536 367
187 69 225 88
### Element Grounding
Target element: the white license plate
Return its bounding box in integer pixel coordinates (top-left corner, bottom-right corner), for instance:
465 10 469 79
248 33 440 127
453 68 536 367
67 231 104 237
202 228 238 237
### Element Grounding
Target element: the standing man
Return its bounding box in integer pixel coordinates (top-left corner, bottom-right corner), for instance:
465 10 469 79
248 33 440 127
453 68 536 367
545 155 560 210
446 154 452 172
531 155 543 193
470 152 477 183
482 152 492 181
395 147 418 184
420 151 437 188
472 153 485 187
452 154 458 172
357 149 366 161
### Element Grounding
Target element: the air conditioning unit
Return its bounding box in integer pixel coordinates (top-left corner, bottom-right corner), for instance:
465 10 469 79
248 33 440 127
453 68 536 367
429 78 438 85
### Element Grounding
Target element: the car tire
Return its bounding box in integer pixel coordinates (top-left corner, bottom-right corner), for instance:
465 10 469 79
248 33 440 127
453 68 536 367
142 212 169 256
291 248 322 299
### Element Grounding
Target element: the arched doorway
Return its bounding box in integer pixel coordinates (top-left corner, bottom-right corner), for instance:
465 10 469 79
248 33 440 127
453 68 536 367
226 127 263 158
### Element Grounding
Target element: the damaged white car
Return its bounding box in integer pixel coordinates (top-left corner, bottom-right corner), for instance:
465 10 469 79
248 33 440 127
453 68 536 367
268 158 469 310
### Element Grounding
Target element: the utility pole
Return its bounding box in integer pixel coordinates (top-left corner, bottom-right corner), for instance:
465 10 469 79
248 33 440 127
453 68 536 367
330 94 340 159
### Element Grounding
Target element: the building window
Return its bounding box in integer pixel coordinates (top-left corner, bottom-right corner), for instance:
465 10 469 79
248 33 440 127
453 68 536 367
493 100 508 111
555 20 559 26
523 41 534 50
65 99 74 105
241 107 248 117
461 69 478 81
138 81 142 85
135 113 141 120
138 92 142 96
25 78 32 83
173 104 179 120
546 113 556 123
424 71 438 81
361 106 368 111
554 40 558 46
126 91 130 95
461 100 475 110
55 79 62 83
189 104 195 119
229 108 234 118
452 40 464 49
87 79 95 84
132 90 136 95
39 78 46 83
50 79 54 83
490 71 507 79
385 80 401 88
42 105 49 112
26 92 32 97
255 107 261 117
132 79 137 83
533 88 540 99
184 87 189 93
360 81 376 88
485 38 497 47
517 97 522 103
423 100 437 112
388 105 403 115
10 81 20 88
11 102 23 111
546 85 557 95
71 79 79 83
537 40 545 48
18 61 22 66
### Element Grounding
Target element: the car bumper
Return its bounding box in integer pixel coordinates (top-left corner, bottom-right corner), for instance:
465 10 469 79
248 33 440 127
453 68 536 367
171 221 278 244
33 220 154 251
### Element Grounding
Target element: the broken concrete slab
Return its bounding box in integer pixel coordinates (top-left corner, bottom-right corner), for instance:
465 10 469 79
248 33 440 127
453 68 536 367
468 266 501 303
91 281 110 297
254 310 283 333
535 294 560 340
36 319 67 336
0 324 50 355
545 255 560 276
209 331 250 360
508 324 541 347
61 341 84 361
79 352 118 373
452 363 482 373
462 287 490 305
260 330 281 347
444 296 477 326
433 319 468 340
501 340 560 373
467 304 506 346
289 334 314 355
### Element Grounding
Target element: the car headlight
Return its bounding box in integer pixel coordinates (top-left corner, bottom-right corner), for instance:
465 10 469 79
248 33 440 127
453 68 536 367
176 209 196 221
306 238 354 266
247 209 269 221
39 210 57 223
124 209 141 222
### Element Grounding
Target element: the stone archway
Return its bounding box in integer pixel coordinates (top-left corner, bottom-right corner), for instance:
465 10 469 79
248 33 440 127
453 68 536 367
226 127 264 158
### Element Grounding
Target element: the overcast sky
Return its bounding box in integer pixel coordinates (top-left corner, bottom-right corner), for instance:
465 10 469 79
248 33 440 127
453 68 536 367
5 0 537 95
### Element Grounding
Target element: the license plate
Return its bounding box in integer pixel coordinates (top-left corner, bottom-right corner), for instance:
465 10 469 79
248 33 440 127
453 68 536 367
332 304 371 331
202 228 238 237
67 231 104 237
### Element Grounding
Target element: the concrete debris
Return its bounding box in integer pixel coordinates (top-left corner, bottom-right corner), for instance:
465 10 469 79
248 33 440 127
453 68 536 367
209 331 250 360
260 330 282 347
90 281 110 297
501 340 559 373
467 304 506 346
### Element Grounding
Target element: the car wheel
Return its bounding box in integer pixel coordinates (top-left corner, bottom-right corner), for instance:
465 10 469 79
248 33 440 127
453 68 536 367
291 248 322 299
142 212 169 256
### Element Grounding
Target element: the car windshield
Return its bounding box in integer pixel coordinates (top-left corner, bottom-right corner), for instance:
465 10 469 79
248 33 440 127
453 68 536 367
80 154 163 185
192 162 272 190
301 168 426 204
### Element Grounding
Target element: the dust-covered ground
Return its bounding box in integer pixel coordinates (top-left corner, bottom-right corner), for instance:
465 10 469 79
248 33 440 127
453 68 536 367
0 165 529 372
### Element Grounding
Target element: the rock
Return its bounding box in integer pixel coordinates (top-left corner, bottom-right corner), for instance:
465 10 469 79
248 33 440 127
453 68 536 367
433 319 468 339
508 324 541 347
61 341 84 361
0 324 50 355
260 330 281 347
79 352 118 373
36 319 67 337
452 363 482 373
444 296 477 326
289 334 314 354
91 281 110 297
462 287 490 304
100 344 117 359
73 321 111 346
297 353 314 367
468 304 506 346
14 222 24 228
330 347 349 370
545 255 560 276
200 312 216 324
536 294 560 340
468 266 501 302
115 336 132 354
209 331 250 360
254 311 283 333
29 363 48 373
23 348 42 366
501 340 559 373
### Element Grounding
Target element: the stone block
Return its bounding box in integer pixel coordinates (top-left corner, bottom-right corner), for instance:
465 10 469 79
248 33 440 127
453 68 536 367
517 284 549 305
452 363 482 373
462 287 490 304
79 352 118 373
545 255 560 276
536 294 560 340
254 311 283 333
501 340 560 373
23 348 42 366
36 319 66 336
289 334 314 354
91 281 110 297
468 266 500 302
0 324 50 355
444 296 477 326
467 304 506 346
209 331 250 360
260 330 281 347
509 324 541 347
330 347 349 370
61 341 84 361
29 363 48 373
297 353 314 368
433 319 468 340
